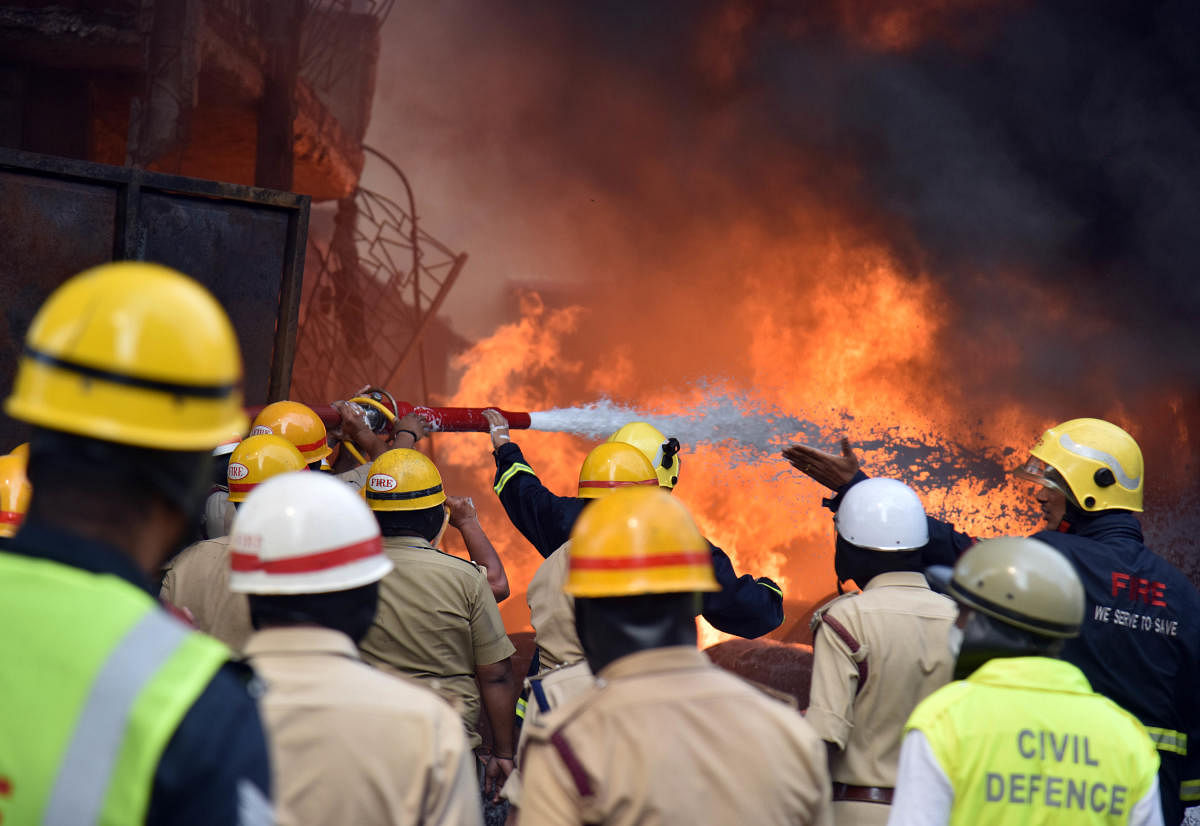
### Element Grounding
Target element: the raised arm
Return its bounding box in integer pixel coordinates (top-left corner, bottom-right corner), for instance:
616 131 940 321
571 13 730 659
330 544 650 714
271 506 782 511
447 494 510 602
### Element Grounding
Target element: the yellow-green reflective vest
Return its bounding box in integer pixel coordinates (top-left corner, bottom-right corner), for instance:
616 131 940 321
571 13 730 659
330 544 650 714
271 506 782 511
0 551 230 825
907 657 1160 825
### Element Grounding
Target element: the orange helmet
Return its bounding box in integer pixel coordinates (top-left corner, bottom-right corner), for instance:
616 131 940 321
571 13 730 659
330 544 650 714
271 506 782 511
0 453 32 538
226 434 307 503
250 400 331 464
566 487 718 597
577 442 659 499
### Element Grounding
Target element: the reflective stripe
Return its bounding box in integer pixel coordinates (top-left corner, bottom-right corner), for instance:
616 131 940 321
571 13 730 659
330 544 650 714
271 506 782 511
494 463 535 495
1058 433 1140 489
758 579 783 598
43 610 190 825
1144 726 1188 755
515 697 528 720
1181 778 1200 802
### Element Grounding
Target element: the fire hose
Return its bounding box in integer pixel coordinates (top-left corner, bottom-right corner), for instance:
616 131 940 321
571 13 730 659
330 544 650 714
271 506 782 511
245 389 532 464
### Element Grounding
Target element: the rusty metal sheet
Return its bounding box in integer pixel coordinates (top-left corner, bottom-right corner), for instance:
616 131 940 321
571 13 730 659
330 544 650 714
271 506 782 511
0 147 308 449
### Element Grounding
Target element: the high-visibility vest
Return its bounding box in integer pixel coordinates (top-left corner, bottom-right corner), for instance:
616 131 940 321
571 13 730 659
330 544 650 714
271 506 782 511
907 657 1160 825
0 551 230 825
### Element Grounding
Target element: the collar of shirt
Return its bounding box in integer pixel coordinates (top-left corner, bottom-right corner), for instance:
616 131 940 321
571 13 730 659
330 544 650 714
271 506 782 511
243 626 362 661
382 534 438 552
863 570 931 590
0 518 155 596
966 656 1092 696
1063 509 1144 543
598 645 710 682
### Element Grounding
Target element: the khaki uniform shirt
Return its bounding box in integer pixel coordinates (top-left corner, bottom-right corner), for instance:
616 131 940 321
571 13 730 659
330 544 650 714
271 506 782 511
528 542 584 672
806 572 957 796
334 463 370 490
359 535 516 747
520 646 833 826
160 536 253 651
245 627 483 826
503 659 595 808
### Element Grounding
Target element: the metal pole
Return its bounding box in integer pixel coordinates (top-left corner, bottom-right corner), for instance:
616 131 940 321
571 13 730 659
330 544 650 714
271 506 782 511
362 144 436 460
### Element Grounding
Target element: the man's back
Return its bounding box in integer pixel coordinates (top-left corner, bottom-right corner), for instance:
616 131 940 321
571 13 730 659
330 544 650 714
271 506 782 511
519 646 833 826
808 572 957 791
161 536 253 651
0 533 271 826
247 626 482 826
358 535 515 745
527 542 584 671
894 657 1162 826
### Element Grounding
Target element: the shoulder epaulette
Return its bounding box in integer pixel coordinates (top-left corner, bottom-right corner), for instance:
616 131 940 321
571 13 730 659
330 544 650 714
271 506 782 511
810 593 869 695
809 591 858 634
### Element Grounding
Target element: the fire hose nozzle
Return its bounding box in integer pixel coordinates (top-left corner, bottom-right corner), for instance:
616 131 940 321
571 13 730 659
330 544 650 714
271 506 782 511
390 403 533 433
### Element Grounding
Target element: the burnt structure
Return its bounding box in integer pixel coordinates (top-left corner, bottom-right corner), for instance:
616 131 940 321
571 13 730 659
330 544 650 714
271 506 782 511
1 1 469 407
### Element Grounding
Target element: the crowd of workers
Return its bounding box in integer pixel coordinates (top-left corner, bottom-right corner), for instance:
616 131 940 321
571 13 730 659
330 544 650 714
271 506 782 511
0 260 1196 826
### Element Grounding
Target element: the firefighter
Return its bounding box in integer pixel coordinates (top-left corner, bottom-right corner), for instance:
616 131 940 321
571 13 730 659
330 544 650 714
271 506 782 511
0 449 31 538
356 448 517 800
194 398 428 539
161 433 307 650
519 486 833 825
201 425 247 539
500 442 660 817
230 471 484 826
483 409 784 638
787 419 1200 824
889 537 1163 826
607 420 682 489
0 262 272 824
807 478 958 825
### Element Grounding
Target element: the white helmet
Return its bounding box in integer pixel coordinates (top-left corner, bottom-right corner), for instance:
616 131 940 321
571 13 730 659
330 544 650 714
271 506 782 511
835 477 929 551
229 471 393 594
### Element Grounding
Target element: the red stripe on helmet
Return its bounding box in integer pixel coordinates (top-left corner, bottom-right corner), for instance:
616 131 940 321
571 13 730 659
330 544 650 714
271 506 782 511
294 437 327 453
0 510 23 525
228 481 258 493
577 478 659 489
231 535 384 574
570 551 711 571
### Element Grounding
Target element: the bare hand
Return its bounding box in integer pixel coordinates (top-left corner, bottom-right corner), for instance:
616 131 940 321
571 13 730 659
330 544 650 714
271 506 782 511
782 437 860 490
331 400 371 441
482 409 511 449
483 755 514 802
393 412 429 447
446 495 477 528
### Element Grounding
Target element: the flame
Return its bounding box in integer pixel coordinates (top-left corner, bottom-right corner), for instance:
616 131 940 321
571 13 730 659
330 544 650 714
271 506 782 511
429 224 1056 642
361 0 1200 644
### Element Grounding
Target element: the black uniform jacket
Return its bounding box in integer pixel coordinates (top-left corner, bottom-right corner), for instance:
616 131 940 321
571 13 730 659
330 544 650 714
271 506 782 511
1 520 272 826
492 442 784 639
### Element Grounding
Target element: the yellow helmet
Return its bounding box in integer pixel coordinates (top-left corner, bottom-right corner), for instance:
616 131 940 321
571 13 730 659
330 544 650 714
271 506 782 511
10 443 29 463
226 434 307 503
4 262 246 451
578 442 659 499
1013 418 1143 512
0 453 32 538
948 537 1085 638
250 400 332 464
363 448 447 511
566 486 719 597
608 422 682 489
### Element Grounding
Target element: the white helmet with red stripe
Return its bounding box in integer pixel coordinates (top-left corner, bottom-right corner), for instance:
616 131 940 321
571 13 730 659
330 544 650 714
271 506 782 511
228 471 393 594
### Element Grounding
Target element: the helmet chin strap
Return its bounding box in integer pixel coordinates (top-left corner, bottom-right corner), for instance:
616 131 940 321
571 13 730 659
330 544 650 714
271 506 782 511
431 507 450 548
